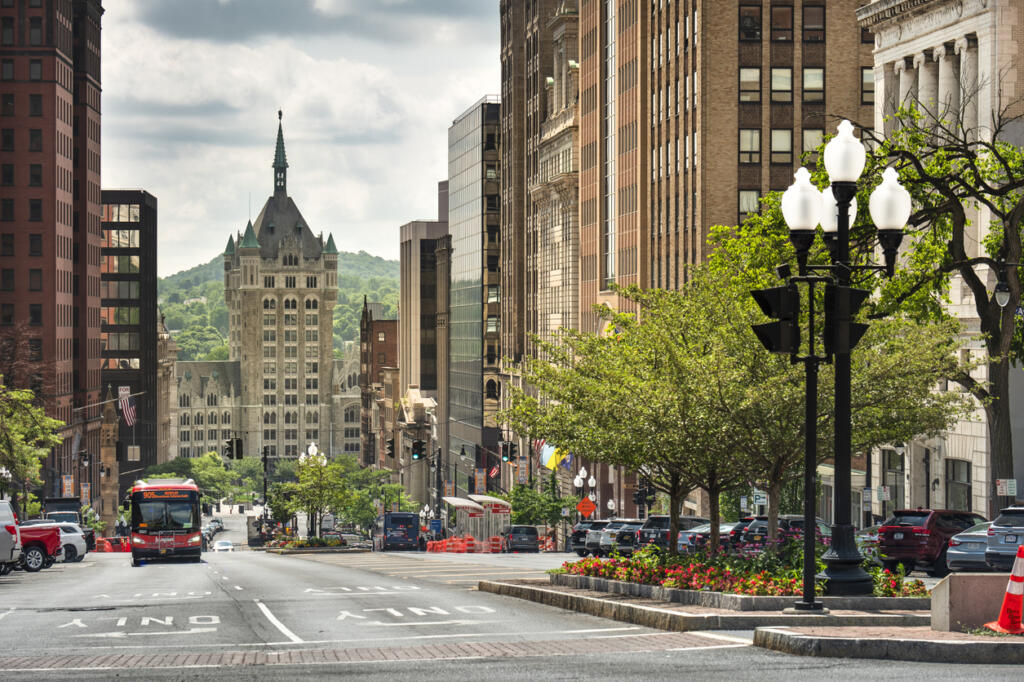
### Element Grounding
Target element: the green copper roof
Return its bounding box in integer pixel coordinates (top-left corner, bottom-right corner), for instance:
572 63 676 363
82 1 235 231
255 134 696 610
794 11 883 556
323 233 338 254
239 219 260 248
224 234 235 255
274 110 288 170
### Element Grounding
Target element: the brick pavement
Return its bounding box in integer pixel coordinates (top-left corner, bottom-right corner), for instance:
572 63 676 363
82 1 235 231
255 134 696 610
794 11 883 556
0 631 742 671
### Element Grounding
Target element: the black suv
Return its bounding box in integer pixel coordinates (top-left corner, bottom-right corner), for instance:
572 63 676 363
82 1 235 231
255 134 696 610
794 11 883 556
741 515 831 545
571 520 608 556
636 515 709 550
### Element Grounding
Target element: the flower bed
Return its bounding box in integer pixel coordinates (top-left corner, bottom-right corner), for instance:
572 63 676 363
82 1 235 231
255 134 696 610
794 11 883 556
265 537 346 549
559 542 928 598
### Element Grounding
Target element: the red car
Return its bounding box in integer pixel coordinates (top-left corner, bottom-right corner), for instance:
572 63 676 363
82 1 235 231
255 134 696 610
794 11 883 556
878 509 987 577
16 524 61 572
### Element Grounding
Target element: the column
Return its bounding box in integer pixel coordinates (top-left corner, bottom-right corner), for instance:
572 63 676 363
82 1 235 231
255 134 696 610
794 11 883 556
914 51 938 119
894 58 916 110
955 36 979 138
934 43 960 126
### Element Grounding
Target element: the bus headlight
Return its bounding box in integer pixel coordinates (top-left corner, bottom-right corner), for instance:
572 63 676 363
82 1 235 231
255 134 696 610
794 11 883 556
132 536 145 545
187 535 201 544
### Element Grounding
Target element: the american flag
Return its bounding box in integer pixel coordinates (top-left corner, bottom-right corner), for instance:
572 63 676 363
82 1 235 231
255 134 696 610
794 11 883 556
532 438 546 454
488 465 499 479
118 386 137 427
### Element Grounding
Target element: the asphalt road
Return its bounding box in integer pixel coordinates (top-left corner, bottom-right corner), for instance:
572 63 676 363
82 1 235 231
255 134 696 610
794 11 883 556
0 516 1014 679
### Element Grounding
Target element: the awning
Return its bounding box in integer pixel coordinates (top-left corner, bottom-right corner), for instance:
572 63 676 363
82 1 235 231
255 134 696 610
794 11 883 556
468 494 512 510
441 496 485 512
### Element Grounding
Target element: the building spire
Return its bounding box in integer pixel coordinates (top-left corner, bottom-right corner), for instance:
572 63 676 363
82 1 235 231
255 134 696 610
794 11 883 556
273 109 288 195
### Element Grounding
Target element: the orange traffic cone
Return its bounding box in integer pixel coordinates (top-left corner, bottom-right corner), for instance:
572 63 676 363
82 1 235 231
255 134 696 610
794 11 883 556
985 544 1024 634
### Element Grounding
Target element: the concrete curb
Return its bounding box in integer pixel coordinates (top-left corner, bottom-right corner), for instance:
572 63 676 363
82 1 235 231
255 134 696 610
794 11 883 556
753 627 1024 664
551 573 930 611
479 580 929 631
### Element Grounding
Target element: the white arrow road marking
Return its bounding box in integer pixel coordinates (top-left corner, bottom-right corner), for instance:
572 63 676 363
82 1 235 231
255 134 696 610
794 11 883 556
0 608 14 622
234 585 243 591
72 627 217 639
368 620 496 627
254 600 303 643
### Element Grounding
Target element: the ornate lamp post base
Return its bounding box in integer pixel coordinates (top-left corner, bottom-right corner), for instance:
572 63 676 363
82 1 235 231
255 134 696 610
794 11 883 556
819 523 873 595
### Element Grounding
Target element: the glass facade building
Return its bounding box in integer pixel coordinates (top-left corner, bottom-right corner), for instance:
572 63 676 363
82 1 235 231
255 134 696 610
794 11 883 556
447 96 501 493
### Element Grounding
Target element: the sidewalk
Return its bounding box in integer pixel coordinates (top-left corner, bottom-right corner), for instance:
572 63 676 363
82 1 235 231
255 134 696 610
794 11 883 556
480 578 1024 664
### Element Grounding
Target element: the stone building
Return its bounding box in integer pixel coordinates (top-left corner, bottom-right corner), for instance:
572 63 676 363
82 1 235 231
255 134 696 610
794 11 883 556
170 113 343 464
858 0 1024 519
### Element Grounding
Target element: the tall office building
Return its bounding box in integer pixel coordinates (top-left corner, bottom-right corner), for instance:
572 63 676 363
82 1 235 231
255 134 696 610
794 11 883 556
448 96 501 495
0 0 104 501
100 189 158 489
398 181 448 396
359 298 397 467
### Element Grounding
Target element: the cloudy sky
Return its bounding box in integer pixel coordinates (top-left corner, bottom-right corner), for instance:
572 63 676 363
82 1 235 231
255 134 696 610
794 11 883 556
102 0 500 277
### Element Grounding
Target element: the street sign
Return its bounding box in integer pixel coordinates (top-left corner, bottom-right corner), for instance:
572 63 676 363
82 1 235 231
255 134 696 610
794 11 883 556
997 479 1018 496
862 487 872 502
474 468 487 494
62 475 73 497
576 497 597 518
444 481 454 497
752 490 767 506
739 496 748 511
80 482 90 502
561 507 570 517
876 485 890 502
429 519 442 533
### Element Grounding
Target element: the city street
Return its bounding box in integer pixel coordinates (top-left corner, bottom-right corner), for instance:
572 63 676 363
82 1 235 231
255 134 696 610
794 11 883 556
0 518 1015 680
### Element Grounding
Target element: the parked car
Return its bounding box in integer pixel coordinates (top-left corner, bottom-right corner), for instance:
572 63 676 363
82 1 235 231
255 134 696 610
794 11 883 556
985 507 1024 571
212 540 234 552
500 525 540 553
571 521 607 556
855 525 882 565
636 515 709 550
679 522 739 553
16 524 62 572
727 516 765 549
597 520 642 557
741 515 830 545
20 520 89 563
948 522 992 572
878 509 987 577
21 517 94 552
0 500 21 576
584 522 611 556
341 533 371 549
209 518 224 534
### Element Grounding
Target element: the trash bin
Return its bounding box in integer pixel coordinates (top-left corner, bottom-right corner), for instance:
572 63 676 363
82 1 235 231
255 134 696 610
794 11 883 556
238 505 244 514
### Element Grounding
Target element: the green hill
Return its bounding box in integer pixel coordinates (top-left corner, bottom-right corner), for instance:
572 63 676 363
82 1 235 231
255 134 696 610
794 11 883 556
159 250 398 361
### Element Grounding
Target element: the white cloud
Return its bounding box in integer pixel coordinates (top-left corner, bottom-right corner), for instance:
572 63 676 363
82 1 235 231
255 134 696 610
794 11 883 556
102 1 499 276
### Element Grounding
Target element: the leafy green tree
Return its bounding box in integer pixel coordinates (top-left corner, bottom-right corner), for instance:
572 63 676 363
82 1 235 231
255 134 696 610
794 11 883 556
80 504 106 533
202 345 229 361
0 379 63 502
499 472 577 527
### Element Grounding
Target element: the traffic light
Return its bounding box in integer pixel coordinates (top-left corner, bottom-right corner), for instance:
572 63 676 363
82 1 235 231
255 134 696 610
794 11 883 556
508 442 518 460
501 442 510 462
223 439 234 460
750 285 800 355
411 440 424 460
386 438 395 458
824 285 870 355
632 489 643 506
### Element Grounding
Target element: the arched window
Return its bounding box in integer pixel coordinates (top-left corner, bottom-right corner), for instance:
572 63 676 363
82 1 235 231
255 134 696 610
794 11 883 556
305 299 318 310
209 412 217 425
180 413 190 426
222 411 230 424
263 298 277 310
207 394 218 406
284 298 297 310
195 412 204 425
485 379 499 400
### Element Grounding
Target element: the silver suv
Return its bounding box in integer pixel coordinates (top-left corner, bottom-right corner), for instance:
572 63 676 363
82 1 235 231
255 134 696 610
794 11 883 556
1 500 22 574
985 506 1024 571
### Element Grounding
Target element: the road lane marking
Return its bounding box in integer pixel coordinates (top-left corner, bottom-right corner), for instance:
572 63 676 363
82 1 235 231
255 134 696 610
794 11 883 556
666 643 750 652
692 631 753 644
254 599 303 643
234 585 243 590
368 620 496 627
72 627 217 639
0 608 14 621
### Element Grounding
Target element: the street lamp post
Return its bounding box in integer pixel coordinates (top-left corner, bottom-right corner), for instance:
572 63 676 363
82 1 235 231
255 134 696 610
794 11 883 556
765 120 912 598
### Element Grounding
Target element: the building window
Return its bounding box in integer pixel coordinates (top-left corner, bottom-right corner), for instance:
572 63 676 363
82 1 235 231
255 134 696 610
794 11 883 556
0 199 12 221
264 276 275 288
861 68 875 105
285 276 296 288
770 68 792 103
29 233 41 255
29 199 41 221
1 17 12 45
485 379 499 400
1 60 12 80
0 165 11 186
739 190 760 219
738 129 760 164
28 95 42 118
29 164 41 186
739 5 761 41
737 68 761 103
1 94 12 116
486 285 499 303
263 330 276 342
861 27 873 44
306 276 317 288
486 316 499 334
28 269 41 291
1 129 12 151
29 304 41 325
29 129 42 151
377 332 385 342
28 17 42 45
802 128 824 158
803 6 824 42
0 303 12 325
803 68 824 103
29 60 41 81
771 129 793 164
0 233 11 254
946 459 971 512
770 5 793 41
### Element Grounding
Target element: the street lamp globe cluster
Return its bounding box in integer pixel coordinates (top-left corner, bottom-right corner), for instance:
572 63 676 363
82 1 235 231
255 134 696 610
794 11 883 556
775 119 913 597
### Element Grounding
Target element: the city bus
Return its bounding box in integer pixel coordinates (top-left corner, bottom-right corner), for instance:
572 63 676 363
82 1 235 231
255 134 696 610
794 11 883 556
372 511 419 551
125 478 203 566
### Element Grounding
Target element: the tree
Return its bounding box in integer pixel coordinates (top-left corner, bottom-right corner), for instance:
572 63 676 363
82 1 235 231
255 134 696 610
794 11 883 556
80 504 106 533
202 344 229 362
499 471 578 527
851 98 1024 512
0 378 63 502
278 453 351 538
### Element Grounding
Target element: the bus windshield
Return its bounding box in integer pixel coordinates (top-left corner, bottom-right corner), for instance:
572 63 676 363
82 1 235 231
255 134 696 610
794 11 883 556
386 514 417 530
131 492 199 532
